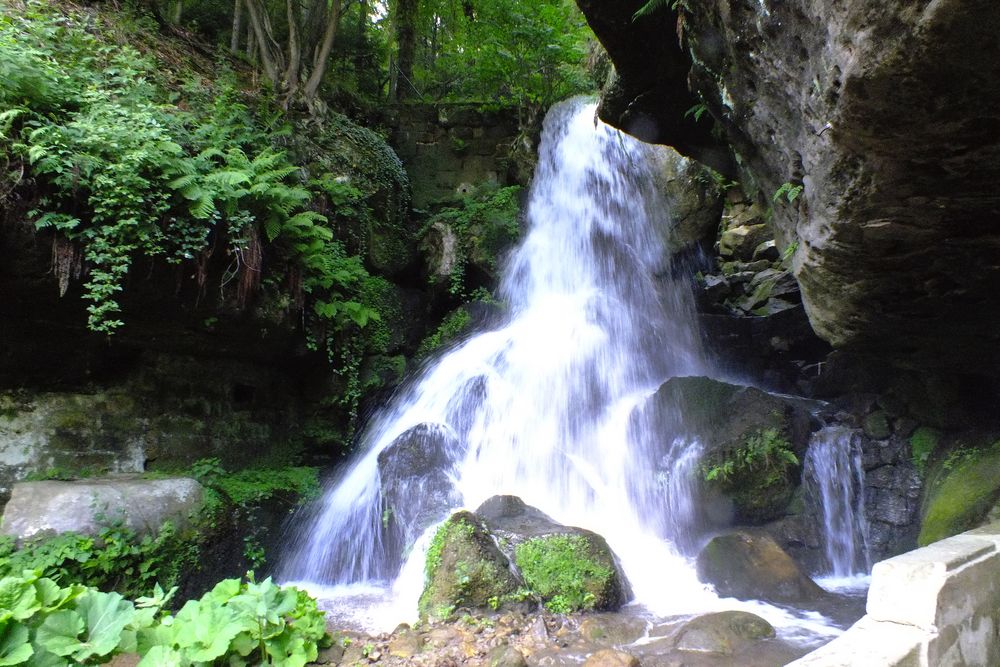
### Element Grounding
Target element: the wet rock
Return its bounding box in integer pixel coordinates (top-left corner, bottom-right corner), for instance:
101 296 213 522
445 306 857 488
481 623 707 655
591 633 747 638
377 423 463 557
475 495 632 611
577 614 647 646
387 629 424 658
418 511 526 621
652 148 724 253
487 644 528 667
0 477 202 541
634 377 816 526
675 611 775 656
582 649 640 667
863 411 892 440
695 531 826 603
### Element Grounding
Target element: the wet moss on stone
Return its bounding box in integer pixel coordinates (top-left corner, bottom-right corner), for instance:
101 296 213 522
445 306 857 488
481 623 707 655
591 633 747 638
513 534 616 614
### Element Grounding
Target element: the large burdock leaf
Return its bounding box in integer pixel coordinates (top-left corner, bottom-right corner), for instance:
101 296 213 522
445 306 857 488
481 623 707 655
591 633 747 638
0 620 33 666
136 645 186 667
172 600 248 662
36 591 133 662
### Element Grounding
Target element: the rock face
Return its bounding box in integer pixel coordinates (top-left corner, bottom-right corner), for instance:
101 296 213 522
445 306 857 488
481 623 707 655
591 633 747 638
0 477 203 541
377 422 463 558
579 0 1000 378
696 531 826 603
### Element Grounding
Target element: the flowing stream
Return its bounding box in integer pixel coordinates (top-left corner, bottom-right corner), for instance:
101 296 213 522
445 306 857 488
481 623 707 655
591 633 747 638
277 99 848 643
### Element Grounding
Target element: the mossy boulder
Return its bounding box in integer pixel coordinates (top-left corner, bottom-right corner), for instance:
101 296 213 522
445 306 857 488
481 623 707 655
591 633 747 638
475 495 631 612
918 442 1000 546
418 511 526 621
695 531 826 603
674 611 775 655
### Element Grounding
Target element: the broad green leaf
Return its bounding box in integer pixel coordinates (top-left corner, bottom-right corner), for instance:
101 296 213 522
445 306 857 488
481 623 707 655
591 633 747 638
0 621 32 666
0 579 38 622
136 645 185 667
34 611 84 657
172 600 246 662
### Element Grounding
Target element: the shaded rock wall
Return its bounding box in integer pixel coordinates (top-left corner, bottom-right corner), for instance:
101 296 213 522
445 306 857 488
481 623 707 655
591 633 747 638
578 0 1000 379
387 104 528 209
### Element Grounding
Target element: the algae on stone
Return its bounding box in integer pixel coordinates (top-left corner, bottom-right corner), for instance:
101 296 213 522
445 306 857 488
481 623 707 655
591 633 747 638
919 442 1000 546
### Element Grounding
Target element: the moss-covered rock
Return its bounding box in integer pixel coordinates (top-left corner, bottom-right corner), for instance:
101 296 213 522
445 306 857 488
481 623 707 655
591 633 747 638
514 533 621 613
475 495 631 613
418 511 526 621
695 531 826 603
918 441 1000 546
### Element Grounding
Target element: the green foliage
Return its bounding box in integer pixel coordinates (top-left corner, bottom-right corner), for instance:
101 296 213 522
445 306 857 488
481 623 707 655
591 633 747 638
910 427 940 475
702 428 799 483
0 2 377 340
0 524 194 601
411 0 592 108
773 182 804 204
210 467 322 508
0 571 328 667
514 535 611 613
417 308 473 357
423 518 475 581
425 185 522 297
684 103 709 122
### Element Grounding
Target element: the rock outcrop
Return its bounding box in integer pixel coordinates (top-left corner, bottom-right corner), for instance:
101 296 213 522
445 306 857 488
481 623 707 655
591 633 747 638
578 0 1000 378
0 476 203 541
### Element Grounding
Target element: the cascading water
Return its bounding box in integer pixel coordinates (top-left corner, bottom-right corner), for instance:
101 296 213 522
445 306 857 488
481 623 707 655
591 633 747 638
278 98 711 615
276 100 849 644
803 426 871 581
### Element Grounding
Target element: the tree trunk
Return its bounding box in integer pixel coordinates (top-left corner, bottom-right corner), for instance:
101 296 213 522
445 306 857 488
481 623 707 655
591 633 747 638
303 0 343 101
230 0 244 53
393 0 419 101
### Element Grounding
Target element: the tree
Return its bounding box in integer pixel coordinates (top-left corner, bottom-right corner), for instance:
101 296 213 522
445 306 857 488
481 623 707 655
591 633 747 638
391 0 420 100
243 0 346 107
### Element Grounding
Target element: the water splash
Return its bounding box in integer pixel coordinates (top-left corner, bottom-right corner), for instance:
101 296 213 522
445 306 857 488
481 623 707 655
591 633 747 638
804 426 871 579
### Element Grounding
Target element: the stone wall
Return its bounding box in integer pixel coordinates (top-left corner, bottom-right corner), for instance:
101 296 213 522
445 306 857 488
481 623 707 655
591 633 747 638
791 523 1000 666
386 104 527 208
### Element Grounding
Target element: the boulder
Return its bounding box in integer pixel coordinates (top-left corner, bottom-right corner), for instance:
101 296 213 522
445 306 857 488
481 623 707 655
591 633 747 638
719 224 771 262
0 476 203 541
475 495 632 612
377 423 463 556
487 645 528 667
577 614 647 646
632 376 816 524
675 611 775 655
418 511 526 621
696 531 826 603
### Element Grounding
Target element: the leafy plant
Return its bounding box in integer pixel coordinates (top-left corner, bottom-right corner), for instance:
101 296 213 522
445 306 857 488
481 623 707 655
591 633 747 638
702 428 799 483
684 103 709 123
773 182 804 204
514 535 611 614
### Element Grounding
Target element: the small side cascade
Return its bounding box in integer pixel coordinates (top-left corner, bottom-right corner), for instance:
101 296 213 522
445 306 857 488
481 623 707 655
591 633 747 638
803 426 870 578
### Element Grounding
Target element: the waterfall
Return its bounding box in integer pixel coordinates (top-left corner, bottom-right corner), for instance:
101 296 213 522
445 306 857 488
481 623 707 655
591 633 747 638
803 426 870 579
276 99 785 628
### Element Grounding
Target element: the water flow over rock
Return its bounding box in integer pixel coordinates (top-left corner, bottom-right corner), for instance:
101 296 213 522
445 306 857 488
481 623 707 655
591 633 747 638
276 98 716 622
803 426 870 579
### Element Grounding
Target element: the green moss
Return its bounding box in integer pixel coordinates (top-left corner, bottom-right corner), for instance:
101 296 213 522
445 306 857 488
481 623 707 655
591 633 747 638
211 466 321 508
514 535 614 614
910 427 941 475
919 441 1000 546
417 308 473 357
418 512 521 621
